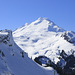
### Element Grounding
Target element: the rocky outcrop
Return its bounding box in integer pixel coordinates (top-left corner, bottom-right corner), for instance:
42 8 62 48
34 50 75 75
61 31 75 44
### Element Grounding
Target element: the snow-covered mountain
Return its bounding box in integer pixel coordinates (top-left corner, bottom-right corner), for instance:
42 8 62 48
13 17 75 64
0 29 55 75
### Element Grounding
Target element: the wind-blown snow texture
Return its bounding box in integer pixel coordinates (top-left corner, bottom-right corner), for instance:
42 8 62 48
13 17 75 64
0 29 55 75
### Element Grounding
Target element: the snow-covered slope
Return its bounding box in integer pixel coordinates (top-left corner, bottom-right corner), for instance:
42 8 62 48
0 29 54 75
13 17 75 64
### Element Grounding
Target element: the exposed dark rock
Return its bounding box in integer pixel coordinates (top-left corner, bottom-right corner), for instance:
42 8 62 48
20 52 24 58
34 50 75 75
34 56 51 67
60 50 68 60
61 31 75 44
2 52 5 57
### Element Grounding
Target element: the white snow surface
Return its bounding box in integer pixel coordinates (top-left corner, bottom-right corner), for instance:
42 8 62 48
0 30 57 75
13 17 75 64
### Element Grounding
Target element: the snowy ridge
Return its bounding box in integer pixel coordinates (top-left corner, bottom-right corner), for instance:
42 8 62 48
13 17 75 64
0 29 54 75
13 17 65 37
61 31 75 44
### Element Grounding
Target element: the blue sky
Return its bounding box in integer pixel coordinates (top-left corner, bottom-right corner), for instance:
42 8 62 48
0 0 75 31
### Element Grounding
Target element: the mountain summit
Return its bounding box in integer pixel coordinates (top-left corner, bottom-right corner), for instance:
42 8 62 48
14 17 64 36
13 17 75 63
31 17 64 32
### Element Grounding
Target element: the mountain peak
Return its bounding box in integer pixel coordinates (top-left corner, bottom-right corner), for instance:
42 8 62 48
37 17 50 21
30 17 64 32
32 17 52 25
13 17 65 35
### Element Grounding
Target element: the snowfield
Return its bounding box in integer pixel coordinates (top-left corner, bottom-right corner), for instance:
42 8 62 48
1 17 75 75
13 17 75 64
0 29 58 75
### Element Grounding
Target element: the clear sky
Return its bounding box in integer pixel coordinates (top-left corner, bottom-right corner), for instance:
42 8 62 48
0 0 75 31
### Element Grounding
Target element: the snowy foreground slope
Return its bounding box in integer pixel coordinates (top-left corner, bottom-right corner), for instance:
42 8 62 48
0 30 56 75
13 17 75 64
